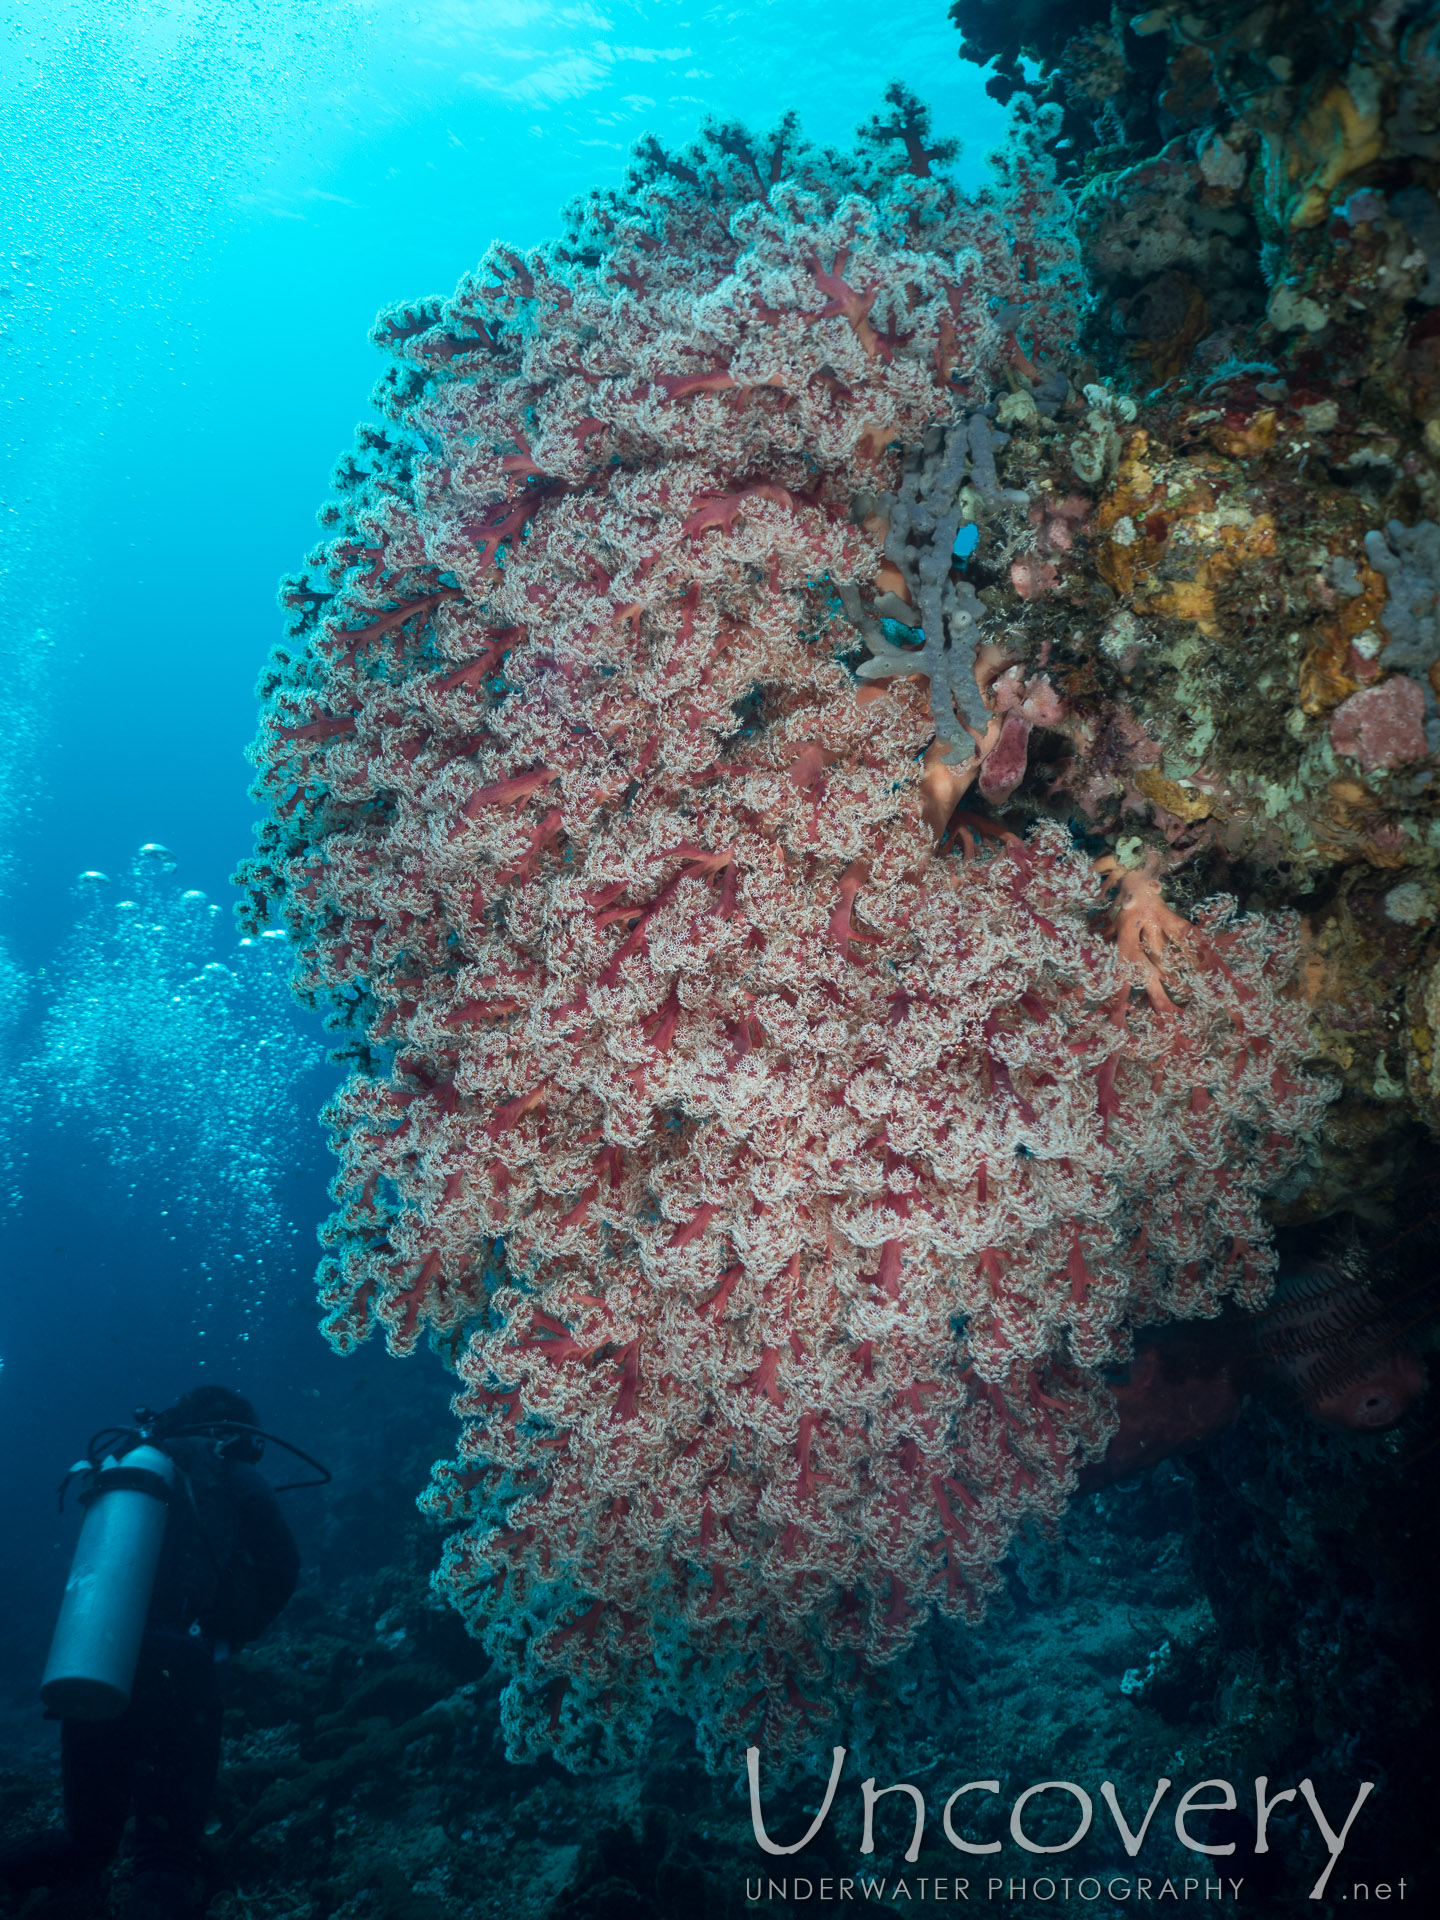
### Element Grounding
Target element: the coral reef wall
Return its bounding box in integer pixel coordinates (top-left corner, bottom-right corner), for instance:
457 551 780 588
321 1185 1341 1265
241 92 1331 1768
947 0 1440 1211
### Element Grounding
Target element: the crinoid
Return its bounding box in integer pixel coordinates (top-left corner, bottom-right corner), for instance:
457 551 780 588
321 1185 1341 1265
1250 1216 1438 1432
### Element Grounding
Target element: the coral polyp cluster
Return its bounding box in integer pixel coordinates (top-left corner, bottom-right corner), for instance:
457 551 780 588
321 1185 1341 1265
241 95 1326 1766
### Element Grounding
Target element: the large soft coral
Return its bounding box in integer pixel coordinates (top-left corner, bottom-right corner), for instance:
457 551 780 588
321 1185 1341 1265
241 98 1326 1769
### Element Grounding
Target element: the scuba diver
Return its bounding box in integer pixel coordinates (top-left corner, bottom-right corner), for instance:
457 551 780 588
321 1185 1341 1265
0 1386 306 1920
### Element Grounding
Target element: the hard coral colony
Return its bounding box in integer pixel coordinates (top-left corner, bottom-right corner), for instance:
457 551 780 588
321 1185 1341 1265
241 94 1327 1767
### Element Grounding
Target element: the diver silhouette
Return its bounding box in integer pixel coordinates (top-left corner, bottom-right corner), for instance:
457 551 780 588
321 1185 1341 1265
0 1386 303 1920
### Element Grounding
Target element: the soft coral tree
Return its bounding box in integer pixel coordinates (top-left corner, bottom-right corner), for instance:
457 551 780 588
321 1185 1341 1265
240 96 1326 1768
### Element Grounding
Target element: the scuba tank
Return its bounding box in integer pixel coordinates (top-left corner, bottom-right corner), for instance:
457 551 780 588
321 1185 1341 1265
40 1444 176 1720
39 1407 329 1719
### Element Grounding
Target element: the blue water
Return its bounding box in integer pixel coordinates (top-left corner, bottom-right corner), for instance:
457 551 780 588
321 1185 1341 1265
0 0 1007 1744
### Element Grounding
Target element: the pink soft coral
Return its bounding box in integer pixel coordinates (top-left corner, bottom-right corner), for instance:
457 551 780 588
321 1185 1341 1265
241 101 1326 1768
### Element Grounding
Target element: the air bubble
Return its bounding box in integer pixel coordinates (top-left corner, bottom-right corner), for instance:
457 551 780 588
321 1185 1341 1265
3 847 324 1273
